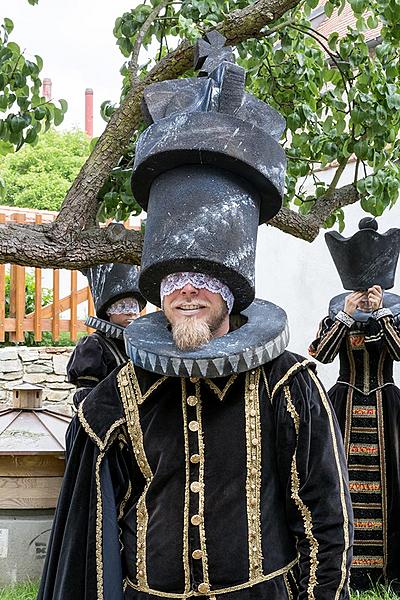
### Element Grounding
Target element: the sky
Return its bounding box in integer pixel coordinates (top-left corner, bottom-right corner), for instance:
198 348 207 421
7 0 143 135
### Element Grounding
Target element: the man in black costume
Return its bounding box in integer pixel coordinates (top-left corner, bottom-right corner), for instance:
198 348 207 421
38 33 353 600
67 264 146 408
309 218 400 591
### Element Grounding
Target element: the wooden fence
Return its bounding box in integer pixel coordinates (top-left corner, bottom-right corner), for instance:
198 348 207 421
0 208 94 342
0 208 141 344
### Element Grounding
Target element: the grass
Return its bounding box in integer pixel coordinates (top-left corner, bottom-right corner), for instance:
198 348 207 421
0 581 399 599
0 580 39 599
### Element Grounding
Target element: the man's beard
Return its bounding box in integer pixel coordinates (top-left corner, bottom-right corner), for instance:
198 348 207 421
169 304 228 351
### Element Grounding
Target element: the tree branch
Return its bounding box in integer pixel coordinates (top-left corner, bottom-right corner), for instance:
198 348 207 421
129 0 171 83
269 183 360 241
0 223 142 268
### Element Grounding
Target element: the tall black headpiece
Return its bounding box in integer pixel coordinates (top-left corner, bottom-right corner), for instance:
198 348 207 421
131 30 286 313
83 264 146 320
325 218 400 290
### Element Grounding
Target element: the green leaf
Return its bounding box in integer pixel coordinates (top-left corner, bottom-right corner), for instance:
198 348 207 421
24 127 38 144
3 17 14 34
34 106 46 120
35 54 43 71
9 116 26 133
59 99 68 113
325 1 334 17
387 93 400 109
354 139 369 159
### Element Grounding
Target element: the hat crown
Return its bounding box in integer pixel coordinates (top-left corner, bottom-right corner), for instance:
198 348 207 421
325 220 400 290
83 264 145 319
132 31 287 312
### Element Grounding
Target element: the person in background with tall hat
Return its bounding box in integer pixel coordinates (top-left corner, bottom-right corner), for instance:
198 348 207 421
309 217 400 592
38 32 352 600
67 263 146 409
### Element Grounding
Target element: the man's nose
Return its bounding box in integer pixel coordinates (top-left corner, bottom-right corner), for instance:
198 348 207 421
180 283 199 296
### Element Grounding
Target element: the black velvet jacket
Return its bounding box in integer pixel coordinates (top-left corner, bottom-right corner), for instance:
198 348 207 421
67 331 127 407
38 351 353 600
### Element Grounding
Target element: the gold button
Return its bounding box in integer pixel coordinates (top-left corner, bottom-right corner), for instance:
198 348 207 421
251 467 257 476
251 497 257 506
249 383 256 390
187 395 198 406
190 481 201 493
252 438 258 446
198 583 210 594
190 454 201 464
250 409 256 417
192 549 203 560
190 377 199 383
191 514 202 526
189 421 199 432
138 569 144 576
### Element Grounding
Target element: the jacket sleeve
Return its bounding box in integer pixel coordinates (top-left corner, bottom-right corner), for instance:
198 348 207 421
67 335 108 407
308 312 353 364
273 366 353 600
37 419 134 600
373 308 400 360
67 335 108 388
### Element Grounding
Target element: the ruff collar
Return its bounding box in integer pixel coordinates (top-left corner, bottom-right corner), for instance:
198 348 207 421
124 299 289 378
85 315 125 340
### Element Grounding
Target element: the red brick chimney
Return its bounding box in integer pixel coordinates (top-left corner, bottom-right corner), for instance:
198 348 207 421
85 88 93 138
42 78 52 101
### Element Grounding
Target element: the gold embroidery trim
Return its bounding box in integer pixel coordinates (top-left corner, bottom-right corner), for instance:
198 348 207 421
286 385 319 599
125 558 298 597
284 386 299 435
245 368 263 579
195 380 210 586
354 519 382 529
270 360 312 401
352 556 384 568
349 481 381 493
95 451 104 600
308 369 351 600
117 363 153 588
376 388 388 580
261 366 271 401
203 374 237 401
128 360 168 404
313 319 343 361
283 573 294 600
349 443 379 455
382 318 400 358
78 400 125 452
181 379 191 594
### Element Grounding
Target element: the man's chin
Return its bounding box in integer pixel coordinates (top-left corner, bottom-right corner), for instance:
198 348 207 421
171 317 211 351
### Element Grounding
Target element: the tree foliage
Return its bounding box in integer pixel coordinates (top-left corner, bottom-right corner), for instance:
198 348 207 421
99 0 400 231
0 14 67 164
0 129 90 211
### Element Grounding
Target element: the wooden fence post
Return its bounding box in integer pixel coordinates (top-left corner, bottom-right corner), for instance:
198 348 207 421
52 270 60 342
70 271 78 342
9 213 26 343
0 214 5 342
34 214 43 342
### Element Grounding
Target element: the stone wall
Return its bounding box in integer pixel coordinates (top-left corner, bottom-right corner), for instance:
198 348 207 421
0 346 75 414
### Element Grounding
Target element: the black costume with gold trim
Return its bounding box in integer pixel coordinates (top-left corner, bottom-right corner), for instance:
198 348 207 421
38 351 352 600
309 308 400 590
67 331 127 407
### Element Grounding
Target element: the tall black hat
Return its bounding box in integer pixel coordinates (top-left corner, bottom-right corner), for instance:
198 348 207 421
131 31 286 313
325 217 400 290
82 264 146 320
